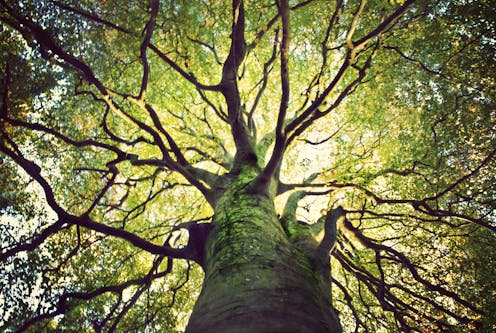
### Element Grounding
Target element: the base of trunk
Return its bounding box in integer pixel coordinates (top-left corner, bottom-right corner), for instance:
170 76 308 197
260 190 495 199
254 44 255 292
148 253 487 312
186 258 341 332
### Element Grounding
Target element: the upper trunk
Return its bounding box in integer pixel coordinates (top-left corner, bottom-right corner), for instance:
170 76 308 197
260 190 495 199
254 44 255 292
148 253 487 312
186 167 342 332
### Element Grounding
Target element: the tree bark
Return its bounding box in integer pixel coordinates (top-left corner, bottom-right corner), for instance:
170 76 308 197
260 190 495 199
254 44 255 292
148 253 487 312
186 168 342 333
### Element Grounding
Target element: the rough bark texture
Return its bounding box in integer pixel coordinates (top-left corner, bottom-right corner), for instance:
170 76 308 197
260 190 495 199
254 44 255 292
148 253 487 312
186 167 342 332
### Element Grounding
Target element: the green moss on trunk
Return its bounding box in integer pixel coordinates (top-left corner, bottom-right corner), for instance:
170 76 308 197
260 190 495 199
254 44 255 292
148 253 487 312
186 169 341 332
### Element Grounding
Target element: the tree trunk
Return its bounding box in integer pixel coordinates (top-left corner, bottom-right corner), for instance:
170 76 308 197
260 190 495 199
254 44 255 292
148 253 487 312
186 170 342 333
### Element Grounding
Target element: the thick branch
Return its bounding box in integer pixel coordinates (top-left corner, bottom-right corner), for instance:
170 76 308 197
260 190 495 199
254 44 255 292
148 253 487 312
314 206 345 262
219 0 256 165
137 0 159 99
258 0 290 186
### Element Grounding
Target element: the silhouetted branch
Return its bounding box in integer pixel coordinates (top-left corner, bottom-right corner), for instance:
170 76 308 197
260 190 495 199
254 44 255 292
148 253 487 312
259 0 290 185
137 0 159 99
341 218 483 315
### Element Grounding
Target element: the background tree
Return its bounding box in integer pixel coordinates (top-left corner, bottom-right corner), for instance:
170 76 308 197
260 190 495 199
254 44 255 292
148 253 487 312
1 0 495 332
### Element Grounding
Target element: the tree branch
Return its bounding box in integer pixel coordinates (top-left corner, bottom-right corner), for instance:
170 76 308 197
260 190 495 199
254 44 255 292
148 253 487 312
137 0 159 99
15 254 174 333
52 0 220 92
288 39 380 144
314 206 345 262
148 43 221 91
247 0 315 51
285 1 416 142
257 0 291 187
0 135 194 262
341 218 483 314
247 29 279 130
219 0 257 166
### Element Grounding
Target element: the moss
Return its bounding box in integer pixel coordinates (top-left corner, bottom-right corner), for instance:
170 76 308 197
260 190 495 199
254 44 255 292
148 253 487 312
186 167 341 332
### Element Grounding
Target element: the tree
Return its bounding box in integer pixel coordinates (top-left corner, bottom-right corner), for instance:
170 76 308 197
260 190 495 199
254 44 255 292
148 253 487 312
1 0 495 332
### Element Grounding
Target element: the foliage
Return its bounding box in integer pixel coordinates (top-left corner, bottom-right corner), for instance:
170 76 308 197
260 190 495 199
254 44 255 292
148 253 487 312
0 0 495 332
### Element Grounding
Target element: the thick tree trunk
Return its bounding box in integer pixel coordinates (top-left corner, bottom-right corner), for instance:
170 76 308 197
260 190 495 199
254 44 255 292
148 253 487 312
186 171 342 332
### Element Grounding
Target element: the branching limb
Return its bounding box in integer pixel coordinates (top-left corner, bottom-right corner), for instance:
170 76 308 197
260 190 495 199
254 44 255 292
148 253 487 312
288 39 380 144
15 255 174 333
104 92 214 199
0 132 67 219
346 0 368 58
341 218 483 314
52 0 132 34
1 1 217 203
100 106 151 146
333 278 367 333
187 35 222 65
255 113 298 170
220 0 256 166
353 0 416 51
334 248 471 329
196 88 228 123
328 174 496 233
0 136 196 261
52 0 220 92
0 219 67 262
143 102 218 192
127 158 214 202
2 2 186 164
148 44 221 91
280 188 339 268
279 173 320 227
280 190 307 234
300 0 343 112
314 206 345 266
184 146 231 171
285 0 416 143
83 169 118 215
247 29 279 132
107 282 149 332
285 53 349 135
298 122 347 146
257 0 291 187
1 114 127 158
383 45 442 76
137 0 159 99
247 0 315 51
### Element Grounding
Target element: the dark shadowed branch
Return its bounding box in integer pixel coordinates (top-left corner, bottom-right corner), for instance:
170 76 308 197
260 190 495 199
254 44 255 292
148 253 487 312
137 0 159 99
258 0 290 187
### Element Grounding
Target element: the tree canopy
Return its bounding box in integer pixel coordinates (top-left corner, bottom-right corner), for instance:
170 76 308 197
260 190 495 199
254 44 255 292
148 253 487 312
0 0 495 332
